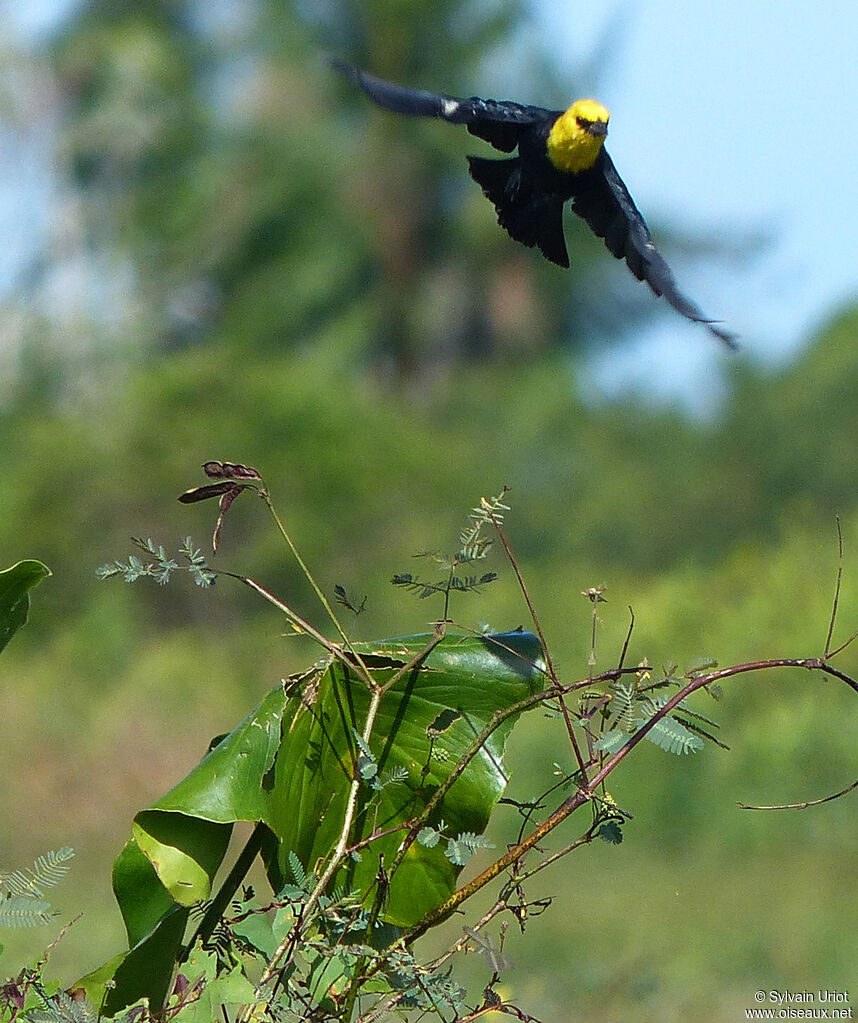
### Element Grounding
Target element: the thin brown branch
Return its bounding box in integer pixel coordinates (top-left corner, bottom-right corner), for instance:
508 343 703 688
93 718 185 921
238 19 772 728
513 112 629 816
509 828 598 885
583 657 858 795
487 518 554 680
814 661 858 693
738 776 858 810
827 629 858 660
256 486 377 686
229 573 376 689
402 784 592 946
618 606 635 670
488 513 587 776
399 654 858 947
379 625 447 694
824 516 844 658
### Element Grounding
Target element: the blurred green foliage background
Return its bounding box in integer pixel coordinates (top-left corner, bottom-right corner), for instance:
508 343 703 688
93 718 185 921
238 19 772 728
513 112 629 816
1 1 857 1020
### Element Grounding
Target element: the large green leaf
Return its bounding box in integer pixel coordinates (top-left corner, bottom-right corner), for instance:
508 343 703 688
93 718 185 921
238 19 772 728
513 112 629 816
89 631 542 1014
73 840 191 1015
0 560 51 655
268 631 544 925
149 684 285 827
84 687 286 1013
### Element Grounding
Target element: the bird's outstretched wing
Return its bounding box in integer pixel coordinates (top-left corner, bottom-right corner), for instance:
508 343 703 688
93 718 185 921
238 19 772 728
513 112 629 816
330 59 555 153
467 155 569 266
572 152 736 347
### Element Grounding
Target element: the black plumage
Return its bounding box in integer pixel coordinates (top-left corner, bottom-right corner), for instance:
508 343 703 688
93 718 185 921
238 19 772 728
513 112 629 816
332 60 735 347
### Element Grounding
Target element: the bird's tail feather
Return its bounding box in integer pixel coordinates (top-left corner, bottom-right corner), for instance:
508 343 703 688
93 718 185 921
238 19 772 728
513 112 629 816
467 156 569 267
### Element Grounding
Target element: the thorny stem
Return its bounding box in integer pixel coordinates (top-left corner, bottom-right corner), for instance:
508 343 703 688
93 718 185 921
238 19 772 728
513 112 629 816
398 654 858 947
359 646 858 982
232 646 856 1014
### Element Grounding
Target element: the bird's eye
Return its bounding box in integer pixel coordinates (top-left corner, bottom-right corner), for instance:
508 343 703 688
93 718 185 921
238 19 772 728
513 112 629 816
576 116 593 129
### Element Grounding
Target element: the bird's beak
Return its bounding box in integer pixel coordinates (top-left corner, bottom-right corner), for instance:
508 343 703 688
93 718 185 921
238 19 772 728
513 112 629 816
586 120 608 139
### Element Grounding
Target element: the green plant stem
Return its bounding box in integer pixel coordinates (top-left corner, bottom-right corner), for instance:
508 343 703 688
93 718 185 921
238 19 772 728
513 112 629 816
336 629 450 1023
227 572 376 689
260 490 374 682
238 686 385 1022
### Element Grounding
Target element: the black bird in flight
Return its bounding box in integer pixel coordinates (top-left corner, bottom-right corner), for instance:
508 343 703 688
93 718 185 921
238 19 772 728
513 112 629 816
332 60 735 347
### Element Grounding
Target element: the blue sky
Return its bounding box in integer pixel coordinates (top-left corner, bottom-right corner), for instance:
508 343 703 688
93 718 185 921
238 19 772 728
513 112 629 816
3 1 858 408
535 1 858 403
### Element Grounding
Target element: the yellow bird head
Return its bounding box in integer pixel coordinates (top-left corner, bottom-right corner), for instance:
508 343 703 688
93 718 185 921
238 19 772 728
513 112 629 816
546 99 610 174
